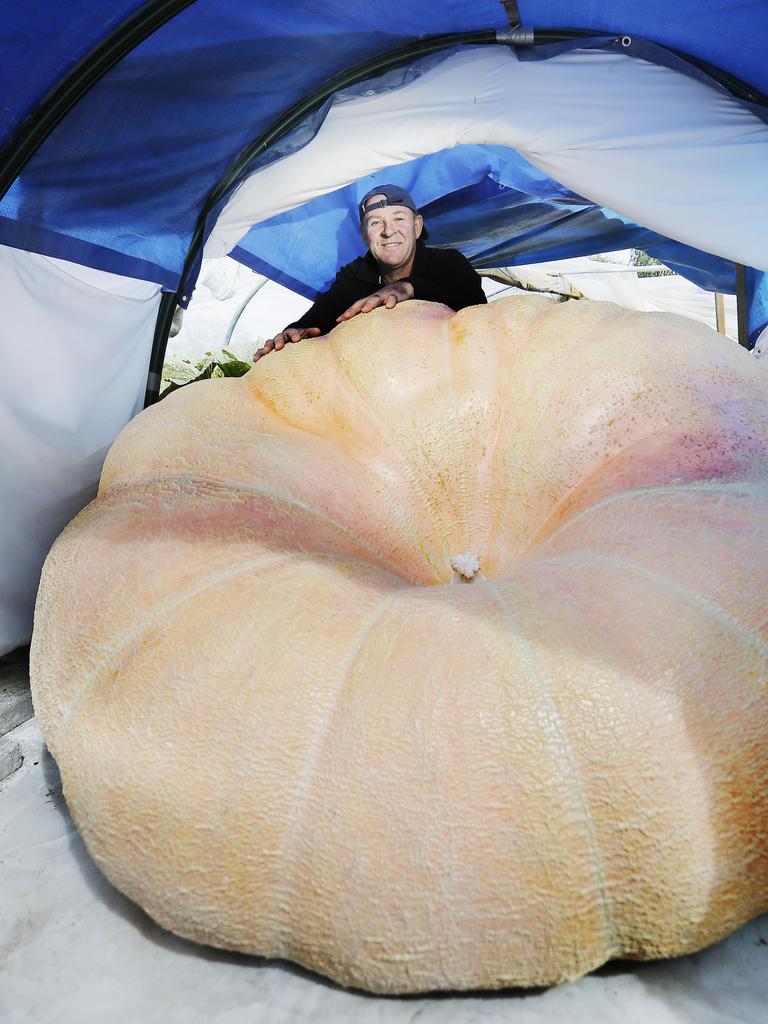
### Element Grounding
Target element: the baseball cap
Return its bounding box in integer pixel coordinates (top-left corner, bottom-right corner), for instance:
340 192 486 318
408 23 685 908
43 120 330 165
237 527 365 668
359 184 419 222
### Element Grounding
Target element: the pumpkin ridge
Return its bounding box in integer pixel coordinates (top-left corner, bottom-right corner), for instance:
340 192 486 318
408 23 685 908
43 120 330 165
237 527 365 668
51 550 304 743
531 550 768 662
442 312 471 558
486 579 617 960
104 472 403 577
128 410 447 585
242 432 449 585
534 480 768 561
501 548 768 946
442 309 454 404
478 300 634 567
529 423 727 548
481 299 626 569
268 589 400 940
478 398 511 570
328 329 454 579
481 301 566 565
184 585 405 921
258 436 451 585
103 384 413 569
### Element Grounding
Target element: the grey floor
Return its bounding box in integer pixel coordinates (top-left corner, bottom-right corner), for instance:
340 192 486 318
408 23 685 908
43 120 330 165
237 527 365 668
0 645 33 784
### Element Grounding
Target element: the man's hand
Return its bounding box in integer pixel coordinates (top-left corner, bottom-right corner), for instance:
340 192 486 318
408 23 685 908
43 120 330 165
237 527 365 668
253 326 322 363
336 281 414 324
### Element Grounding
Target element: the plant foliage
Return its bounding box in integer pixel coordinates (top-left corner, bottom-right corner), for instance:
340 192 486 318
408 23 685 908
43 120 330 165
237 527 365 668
160 348 251 399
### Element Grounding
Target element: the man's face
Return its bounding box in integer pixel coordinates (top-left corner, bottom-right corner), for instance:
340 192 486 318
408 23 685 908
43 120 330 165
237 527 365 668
361 196 423 274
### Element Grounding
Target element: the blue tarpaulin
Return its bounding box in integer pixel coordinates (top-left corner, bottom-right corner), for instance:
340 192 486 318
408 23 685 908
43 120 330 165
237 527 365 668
230 145 743 301
0 1 767 341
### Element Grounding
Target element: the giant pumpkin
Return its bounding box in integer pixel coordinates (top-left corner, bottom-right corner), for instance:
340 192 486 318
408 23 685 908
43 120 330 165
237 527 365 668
31 296 768 993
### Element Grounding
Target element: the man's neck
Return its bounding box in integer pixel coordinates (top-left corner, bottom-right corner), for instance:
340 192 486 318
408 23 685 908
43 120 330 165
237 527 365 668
378 255 416 285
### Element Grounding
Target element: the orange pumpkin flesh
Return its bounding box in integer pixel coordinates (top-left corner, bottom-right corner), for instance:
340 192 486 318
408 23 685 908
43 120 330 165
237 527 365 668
31 296 768 993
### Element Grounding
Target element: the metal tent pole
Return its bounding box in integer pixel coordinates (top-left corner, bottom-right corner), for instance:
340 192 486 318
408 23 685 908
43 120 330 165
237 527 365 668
735 263 750 348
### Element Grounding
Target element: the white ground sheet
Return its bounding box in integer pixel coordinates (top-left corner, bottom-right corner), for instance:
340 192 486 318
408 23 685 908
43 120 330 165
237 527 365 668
206 46 768 272
2 717 766 1024
0 245 161 655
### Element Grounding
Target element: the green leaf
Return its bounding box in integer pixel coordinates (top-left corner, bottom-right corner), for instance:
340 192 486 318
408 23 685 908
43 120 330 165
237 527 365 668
218 358 252 377
161 360 198 384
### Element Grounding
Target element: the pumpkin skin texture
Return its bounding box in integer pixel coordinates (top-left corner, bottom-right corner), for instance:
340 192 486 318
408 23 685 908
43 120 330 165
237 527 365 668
31 296 768 994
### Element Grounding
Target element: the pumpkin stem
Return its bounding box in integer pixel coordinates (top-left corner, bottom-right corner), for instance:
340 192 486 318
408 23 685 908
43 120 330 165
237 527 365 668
450 552 482 582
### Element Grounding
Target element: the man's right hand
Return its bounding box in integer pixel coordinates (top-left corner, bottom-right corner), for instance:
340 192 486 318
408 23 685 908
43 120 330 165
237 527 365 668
253 326 321 363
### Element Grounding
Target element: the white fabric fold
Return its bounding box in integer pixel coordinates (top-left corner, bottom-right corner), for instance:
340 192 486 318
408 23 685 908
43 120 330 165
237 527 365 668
206 46 768 271
0 246 160 653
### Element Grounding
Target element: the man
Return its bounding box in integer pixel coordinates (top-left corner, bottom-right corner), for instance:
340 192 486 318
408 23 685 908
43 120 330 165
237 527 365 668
253 184 486 362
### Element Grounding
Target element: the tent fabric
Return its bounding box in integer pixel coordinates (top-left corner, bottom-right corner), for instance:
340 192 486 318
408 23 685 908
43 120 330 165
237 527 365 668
2 2 766 155
746 268 768 351
489 259 741 339
516 1 768 100
0 245 160 655
0 3 148 145
209 45 768 269
0 1 500 288
210 45 768 301
1 1 768 651
0 6 766 343
0 3 766 292
231 152 741 300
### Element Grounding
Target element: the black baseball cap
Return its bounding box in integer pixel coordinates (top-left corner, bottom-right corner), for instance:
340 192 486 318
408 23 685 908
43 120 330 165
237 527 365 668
359 184 419 222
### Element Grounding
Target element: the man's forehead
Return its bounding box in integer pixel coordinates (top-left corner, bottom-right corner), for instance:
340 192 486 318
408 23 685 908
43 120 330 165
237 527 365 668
362 197 414 217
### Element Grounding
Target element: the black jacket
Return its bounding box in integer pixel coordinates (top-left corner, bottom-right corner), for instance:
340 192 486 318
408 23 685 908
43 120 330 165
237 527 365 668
287 244 487 336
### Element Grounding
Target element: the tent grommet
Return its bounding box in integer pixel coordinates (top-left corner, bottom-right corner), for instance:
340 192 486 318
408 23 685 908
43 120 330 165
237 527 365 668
621 36 632 47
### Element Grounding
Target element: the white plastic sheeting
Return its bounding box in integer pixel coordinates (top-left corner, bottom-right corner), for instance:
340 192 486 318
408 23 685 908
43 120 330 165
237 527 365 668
206 46 768 272
179 256 739 364
0 245 160 654
488 258 741 338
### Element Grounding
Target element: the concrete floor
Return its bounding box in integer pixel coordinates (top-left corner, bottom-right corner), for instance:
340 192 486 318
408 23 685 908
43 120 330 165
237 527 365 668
0 645 32 785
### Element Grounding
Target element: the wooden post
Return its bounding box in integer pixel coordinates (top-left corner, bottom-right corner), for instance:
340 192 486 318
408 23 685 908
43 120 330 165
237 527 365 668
714 292 726 335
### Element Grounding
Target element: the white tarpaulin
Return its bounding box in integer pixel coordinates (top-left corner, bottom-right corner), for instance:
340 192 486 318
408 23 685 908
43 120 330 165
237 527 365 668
487 258 742 339
0 246 160 654
206 46 768 271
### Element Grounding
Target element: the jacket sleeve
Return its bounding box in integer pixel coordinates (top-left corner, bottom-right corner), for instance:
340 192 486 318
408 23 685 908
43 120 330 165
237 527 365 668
405 249 487 311
284 265 361 336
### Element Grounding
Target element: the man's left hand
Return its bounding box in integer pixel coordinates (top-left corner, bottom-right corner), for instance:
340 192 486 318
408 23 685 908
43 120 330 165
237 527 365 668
336 281 414 324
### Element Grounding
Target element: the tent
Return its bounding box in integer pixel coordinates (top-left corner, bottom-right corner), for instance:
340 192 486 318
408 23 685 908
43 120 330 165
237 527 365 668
1 0 768 654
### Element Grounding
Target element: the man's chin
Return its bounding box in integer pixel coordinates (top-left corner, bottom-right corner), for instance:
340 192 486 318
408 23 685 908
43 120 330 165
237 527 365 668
376 251 409 271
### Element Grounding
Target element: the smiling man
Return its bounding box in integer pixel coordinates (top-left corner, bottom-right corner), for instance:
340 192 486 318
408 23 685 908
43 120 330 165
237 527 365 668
253 184 486 362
